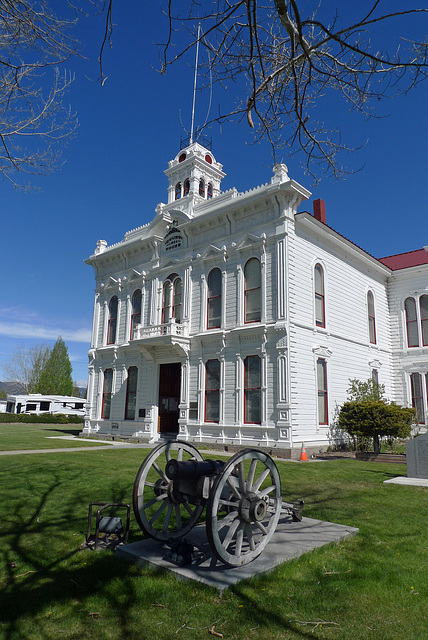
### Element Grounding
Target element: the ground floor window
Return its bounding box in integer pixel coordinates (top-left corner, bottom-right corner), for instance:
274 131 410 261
410 372 425 424
102 368 113 419
244 355 261 423
205 359 220 422
317 358 328 425
124 367 138 420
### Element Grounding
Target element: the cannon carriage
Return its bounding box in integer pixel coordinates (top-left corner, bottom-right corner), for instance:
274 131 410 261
133 440 304 567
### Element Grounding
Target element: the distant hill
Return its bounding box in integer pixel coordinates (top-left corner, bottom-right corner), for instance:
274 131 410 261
0 381 26 395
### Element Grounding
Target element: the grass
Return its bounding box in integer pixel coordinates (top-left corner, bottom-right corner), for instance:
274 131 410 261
0 443 427 640
0 423 108 451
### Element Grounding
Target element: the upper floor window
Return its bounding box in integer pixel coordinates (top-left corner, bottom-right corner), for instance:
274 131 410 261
125 366 138 420
207 268 222 329
244 355 261 424
405 297 419 347
205 359 220 422
183 178 190 197
102 368 113 419
317 358 328 424
162 274 182 324
207 182 213 199
175 182 181 200
420 295 428 346
199 179 205 197
244 258 261 323
367 291 376 344
314 264 325 327
130 289 142 340
107 295 118 345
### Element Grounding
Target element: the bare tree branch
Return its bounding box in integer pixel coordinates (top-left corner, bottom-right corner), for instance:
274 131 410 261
159 1 428 181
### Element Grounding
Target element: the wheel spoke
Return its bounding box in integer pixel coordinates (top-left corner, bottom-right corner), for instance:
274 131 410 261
162 503 173 533
256 520 268 535
222 517 240 550
245 523 256 551
174 504 182 530
143 493 168 510
235 526 244 556
246 458 258 491
177 448 183 461
216 511 239 532
148 499 168 525
153 462 168 482
252 467 270 492
238 461 245 493
226 476 241 501
183 500 196 516
259 484 276 497
219 498 239 508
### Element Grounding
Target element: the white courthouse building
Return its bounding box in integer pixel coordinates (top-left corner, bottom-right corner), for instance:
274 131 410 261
82 140 428 455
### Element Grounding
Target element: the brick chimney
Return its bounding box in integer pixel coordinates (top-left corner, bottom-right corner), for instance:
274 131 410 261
313 199 326 224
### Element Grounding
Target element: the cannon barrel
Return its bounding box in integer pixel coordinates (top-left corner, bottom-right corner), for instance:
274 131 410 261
165 458 224 481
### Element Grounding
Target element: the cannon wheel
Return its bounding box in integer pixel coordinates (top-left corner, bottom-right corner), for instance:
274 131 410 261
206 449 282 566
133 440 204 542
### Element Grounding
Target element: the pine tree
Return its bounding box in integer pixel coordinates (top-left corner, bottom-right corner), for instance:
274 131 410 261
36 337 73 396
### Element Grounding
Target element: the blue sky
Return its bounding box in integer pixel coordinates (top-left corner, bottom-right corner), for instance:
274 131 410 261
1 2 427 387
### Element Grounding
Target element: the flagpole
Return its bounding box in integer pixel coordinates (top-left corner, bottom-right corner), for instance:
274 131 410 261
190 24 201 145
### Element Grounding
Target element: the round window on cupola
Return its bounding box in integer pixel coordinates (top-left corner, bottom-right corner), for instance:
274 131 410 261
205 154 212 164
179 153 186 162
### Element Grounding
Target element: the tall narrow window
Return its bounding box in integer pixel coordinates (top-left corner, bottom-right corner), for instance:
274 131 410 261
173 277 182 323
205 359 220 422
367 291 376 344
207 268 222 329
410 372 425 423
107 296 118 344
314 264 325 327
175 182 181 200
102 369 113 419
207 183 213 199
405 297 419 347
317 358 328 425
244 355 261 424
183 178 190 197
244 258 261 323
125 366 138 420
199 179 205 197
162 274 182 324
130 289 142 340
420 295 428 346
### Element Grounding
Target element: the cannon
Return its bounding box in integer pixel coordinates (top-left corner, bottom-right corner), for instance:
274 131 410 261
133 440 304 567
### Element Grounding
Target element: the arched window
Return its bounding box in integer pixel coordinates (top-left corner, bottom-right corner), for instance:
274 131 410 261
205 359 220 422
244 258 261 323
244 355 261 424
420 295 428 346
101 369 113 419
199 178 205 197
367 291 376 344
314 264 325 328
207 268 222 329
162 274 182 324
183 178 190 197
207 182 213 199
410 372 425 423
107 296 118 344
175 182 181 200
130 289 142 340
317 358 328 425
125 366 138 420
405 297 419 347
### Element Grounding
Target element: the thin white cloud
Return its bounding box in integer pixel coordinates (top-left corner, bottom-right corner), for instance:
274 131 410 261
0 322 91 343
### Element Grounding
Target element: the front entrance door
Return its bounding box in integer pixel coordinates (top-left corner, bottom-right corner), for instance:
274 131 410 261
158 362 181 434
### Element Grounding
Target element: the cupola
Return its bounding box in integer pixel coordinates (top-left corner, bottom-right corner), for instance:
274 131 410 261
164 139 225 206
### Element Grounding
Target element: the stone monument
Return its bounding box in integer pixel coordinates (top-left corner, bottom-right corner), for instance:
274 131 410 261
406 433 428 479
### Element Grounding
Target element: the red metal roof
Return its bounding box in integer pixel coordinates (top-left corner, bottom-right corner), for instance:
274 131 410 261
378 249 428 270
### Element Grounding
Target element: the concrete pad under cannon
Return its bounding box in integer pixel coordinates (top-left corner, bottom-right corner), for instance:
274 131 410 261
115 516 359 593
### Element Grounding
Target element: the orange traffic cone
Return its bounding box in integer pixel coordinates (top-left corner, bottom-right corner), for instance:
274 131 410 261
300 442 308 461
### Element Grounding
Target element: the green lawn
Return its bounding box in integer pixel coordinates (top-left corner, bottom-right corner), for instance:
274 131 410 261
0 423 109 451
0 447 426 640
